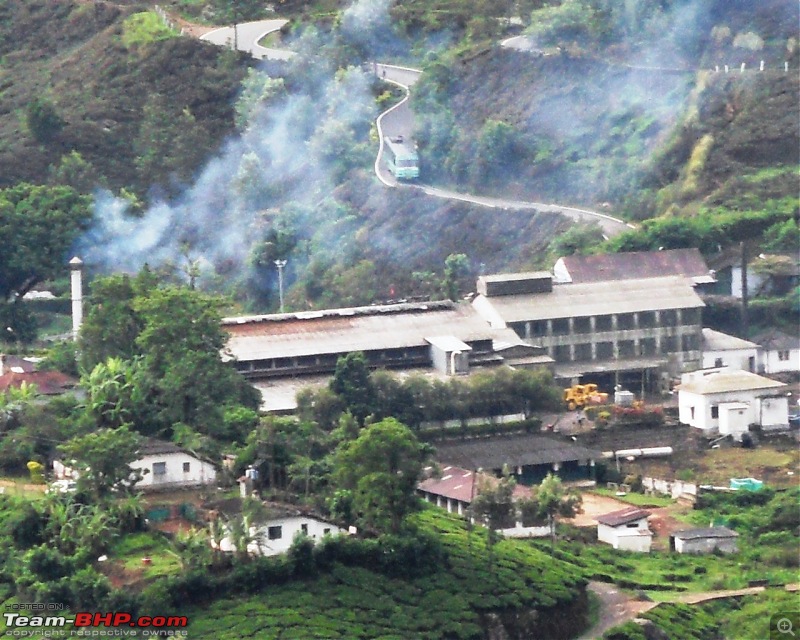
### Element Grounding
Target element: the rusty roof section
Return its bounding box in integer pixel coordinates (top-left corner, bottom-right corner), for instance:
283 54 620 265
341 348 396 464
0 370 77 395
418 465 531 504
223 301 496 362
558 248 713 284
595 506 651 527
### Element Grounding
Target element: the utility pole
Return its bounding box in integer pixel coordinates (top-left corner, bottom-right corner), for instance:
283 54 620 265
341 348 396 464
274 260 287 313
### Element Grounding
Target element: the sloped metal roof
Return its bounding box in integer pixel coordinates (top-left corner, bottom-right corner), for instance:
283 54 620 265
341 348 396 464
678 370 786 395
473 275 704 324
558 248 713 284
595 506 650 527
433 434 602 471
224 301 496 362
702 328 759 351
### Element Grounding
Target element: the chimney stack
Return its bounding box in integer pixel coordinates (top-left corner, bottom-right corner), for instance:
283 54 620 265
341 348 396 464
69 257 84 341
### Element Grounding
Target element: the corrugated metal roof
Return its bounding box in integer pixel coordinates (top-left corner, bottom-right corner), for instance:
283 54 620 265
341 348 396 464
224 302 495 362
678 370 786 395
673 527 738 540
595 506 650 527
560 248 712 284
702 328 759 351
433 434 602 471
473 275 704 323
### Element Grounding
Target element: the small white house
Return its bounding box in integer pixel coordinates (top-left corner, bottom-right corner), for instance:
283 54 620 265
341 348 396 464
132 440 217 490
596 507 652 552
671 527 738 554
701 328 758 372
678 368 789 437
753 329 800 375
217 512 345 556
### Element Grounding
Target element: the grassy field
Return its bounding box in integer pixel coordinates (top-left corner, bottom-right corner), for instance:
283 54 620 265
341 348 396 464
591 488 675 508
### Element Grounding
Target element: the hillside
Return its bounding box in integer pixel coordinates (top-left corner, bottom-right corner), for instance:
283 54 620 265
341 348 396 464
0 0 249 193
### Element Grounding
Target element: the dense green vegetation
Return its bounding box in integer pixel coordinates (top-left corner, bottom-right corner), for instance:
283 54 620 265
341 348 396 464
184 509 588 639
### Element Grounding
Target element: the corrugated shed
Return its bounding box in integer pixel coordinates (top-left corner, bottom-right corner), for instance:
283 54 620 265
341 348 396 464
224 302 496 362
559 249 713 284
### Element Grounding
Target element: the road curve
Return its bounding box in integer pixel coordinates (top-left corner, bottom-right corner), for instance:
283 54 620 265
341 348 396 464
200 19 295 61
196 22 633 236
374 64 634 236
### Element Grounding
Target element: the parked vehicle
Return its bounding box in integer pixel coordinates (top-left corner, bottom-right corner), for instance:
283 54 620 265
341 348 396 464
383 135 419 179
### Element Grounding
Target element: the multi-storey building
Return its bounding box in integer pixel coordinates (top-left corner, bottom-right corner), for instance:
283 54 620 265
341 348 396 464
472 272 705 389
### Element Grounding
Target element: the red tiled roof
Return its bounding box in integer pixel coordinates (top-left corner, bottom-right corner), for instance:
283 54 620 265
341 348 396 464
0 370 77 395
417 465 532 504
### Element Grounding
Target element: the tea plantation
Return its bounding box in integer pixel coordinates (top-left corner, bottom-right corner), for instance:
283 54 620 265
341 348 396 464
185 509 588 639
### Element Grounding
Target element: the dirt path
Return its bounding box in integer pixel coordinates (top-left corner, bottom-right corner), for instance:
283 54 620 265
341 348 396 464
579 581 657 639
567 492 632 527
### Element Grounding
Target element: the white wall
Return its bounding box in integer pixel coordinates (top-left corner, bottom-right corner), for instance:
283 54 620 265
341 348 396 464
758 396 790 431
133 452 217 488
597 519 652 552
702 347 757 372
718 404 750 440
250 516 343 556
760 347 800 374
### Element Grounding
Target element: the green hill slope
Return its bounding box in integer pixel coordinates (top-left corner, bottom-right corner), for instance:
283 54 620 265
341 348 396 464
183 510 589 640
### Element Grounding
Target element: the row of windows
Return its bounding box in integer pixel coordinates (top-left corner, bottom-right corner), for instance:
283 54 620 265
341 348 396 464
267 524 332 540
550 334 700 363
516 309 701 338
152 462 192 476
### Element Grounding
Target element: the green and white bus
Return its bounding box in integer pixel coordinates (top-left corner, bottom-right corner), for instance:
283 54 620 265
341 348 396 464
383 135 419 180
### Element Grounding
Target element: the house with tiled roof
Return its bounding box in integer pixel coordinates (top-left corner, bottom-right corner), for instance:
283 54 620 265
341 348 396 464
752 329 800 375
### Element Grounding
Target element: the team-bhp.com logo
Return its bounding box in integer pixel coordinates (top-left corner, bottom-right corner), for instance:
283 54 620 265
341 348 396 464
4 610 188 637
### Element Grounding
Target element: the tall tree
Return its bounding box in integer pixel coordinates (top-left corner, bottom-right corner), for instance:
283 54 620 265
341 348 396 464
333 418 431 533
58 426 145 500
0 183 92 341
531 473 582 551
329 352 375 425
133 286 260 434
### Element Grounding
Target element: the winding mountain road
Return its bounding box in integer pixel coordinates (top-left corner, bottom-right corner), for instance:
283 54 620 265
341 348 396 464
374 64 633 236
197 21 633 236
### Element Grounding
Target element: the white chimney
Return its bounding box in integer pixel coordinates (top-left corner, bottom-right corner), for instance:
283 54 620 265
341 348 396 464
69 257 84 341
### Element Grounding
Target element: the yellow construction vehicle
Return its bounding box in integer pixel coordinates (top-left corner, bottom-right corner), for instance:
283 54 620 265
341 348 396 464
563 383 609 410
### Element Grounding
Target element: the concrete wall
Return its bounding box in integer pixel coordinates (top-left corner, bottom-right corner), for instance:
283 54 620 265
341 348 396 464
598 520 652 552
675 536 738 554
642 477 697 499
702 347 757 372
134 452 217 489
760 347 800 374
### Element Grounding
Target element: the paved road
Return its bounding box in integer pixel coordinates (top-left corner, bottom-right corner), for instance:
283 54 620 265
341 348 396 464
197 23 633 236
200 19 294 60
374 65 633 236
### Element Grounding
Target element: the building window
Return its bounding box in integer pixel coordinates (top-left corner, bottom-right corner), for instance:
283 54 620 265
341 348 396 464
267 526 282 540
616 313 635 331
618 340 636 358
554 345 571 362
323 528 331 535
574 343 592 361
532 320 548 337
626 522 640 528
301 523 308 534
573 317 592 334
183 462 190 473
711 406 719 419
638 311 656 328
779 350 790 361
690 407 695 419
552 318 570 336
640 338 657 356
595 315 612 332
682 334 699 351
596 342 614 360
153 462 166 476
714 358 723 367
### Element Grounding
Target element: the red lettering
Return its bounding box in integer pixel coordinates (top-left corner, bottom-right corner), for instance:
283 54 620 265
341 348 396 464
138 616 151 627
94 613 114 626
74 613 93 627
113 613 132 626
